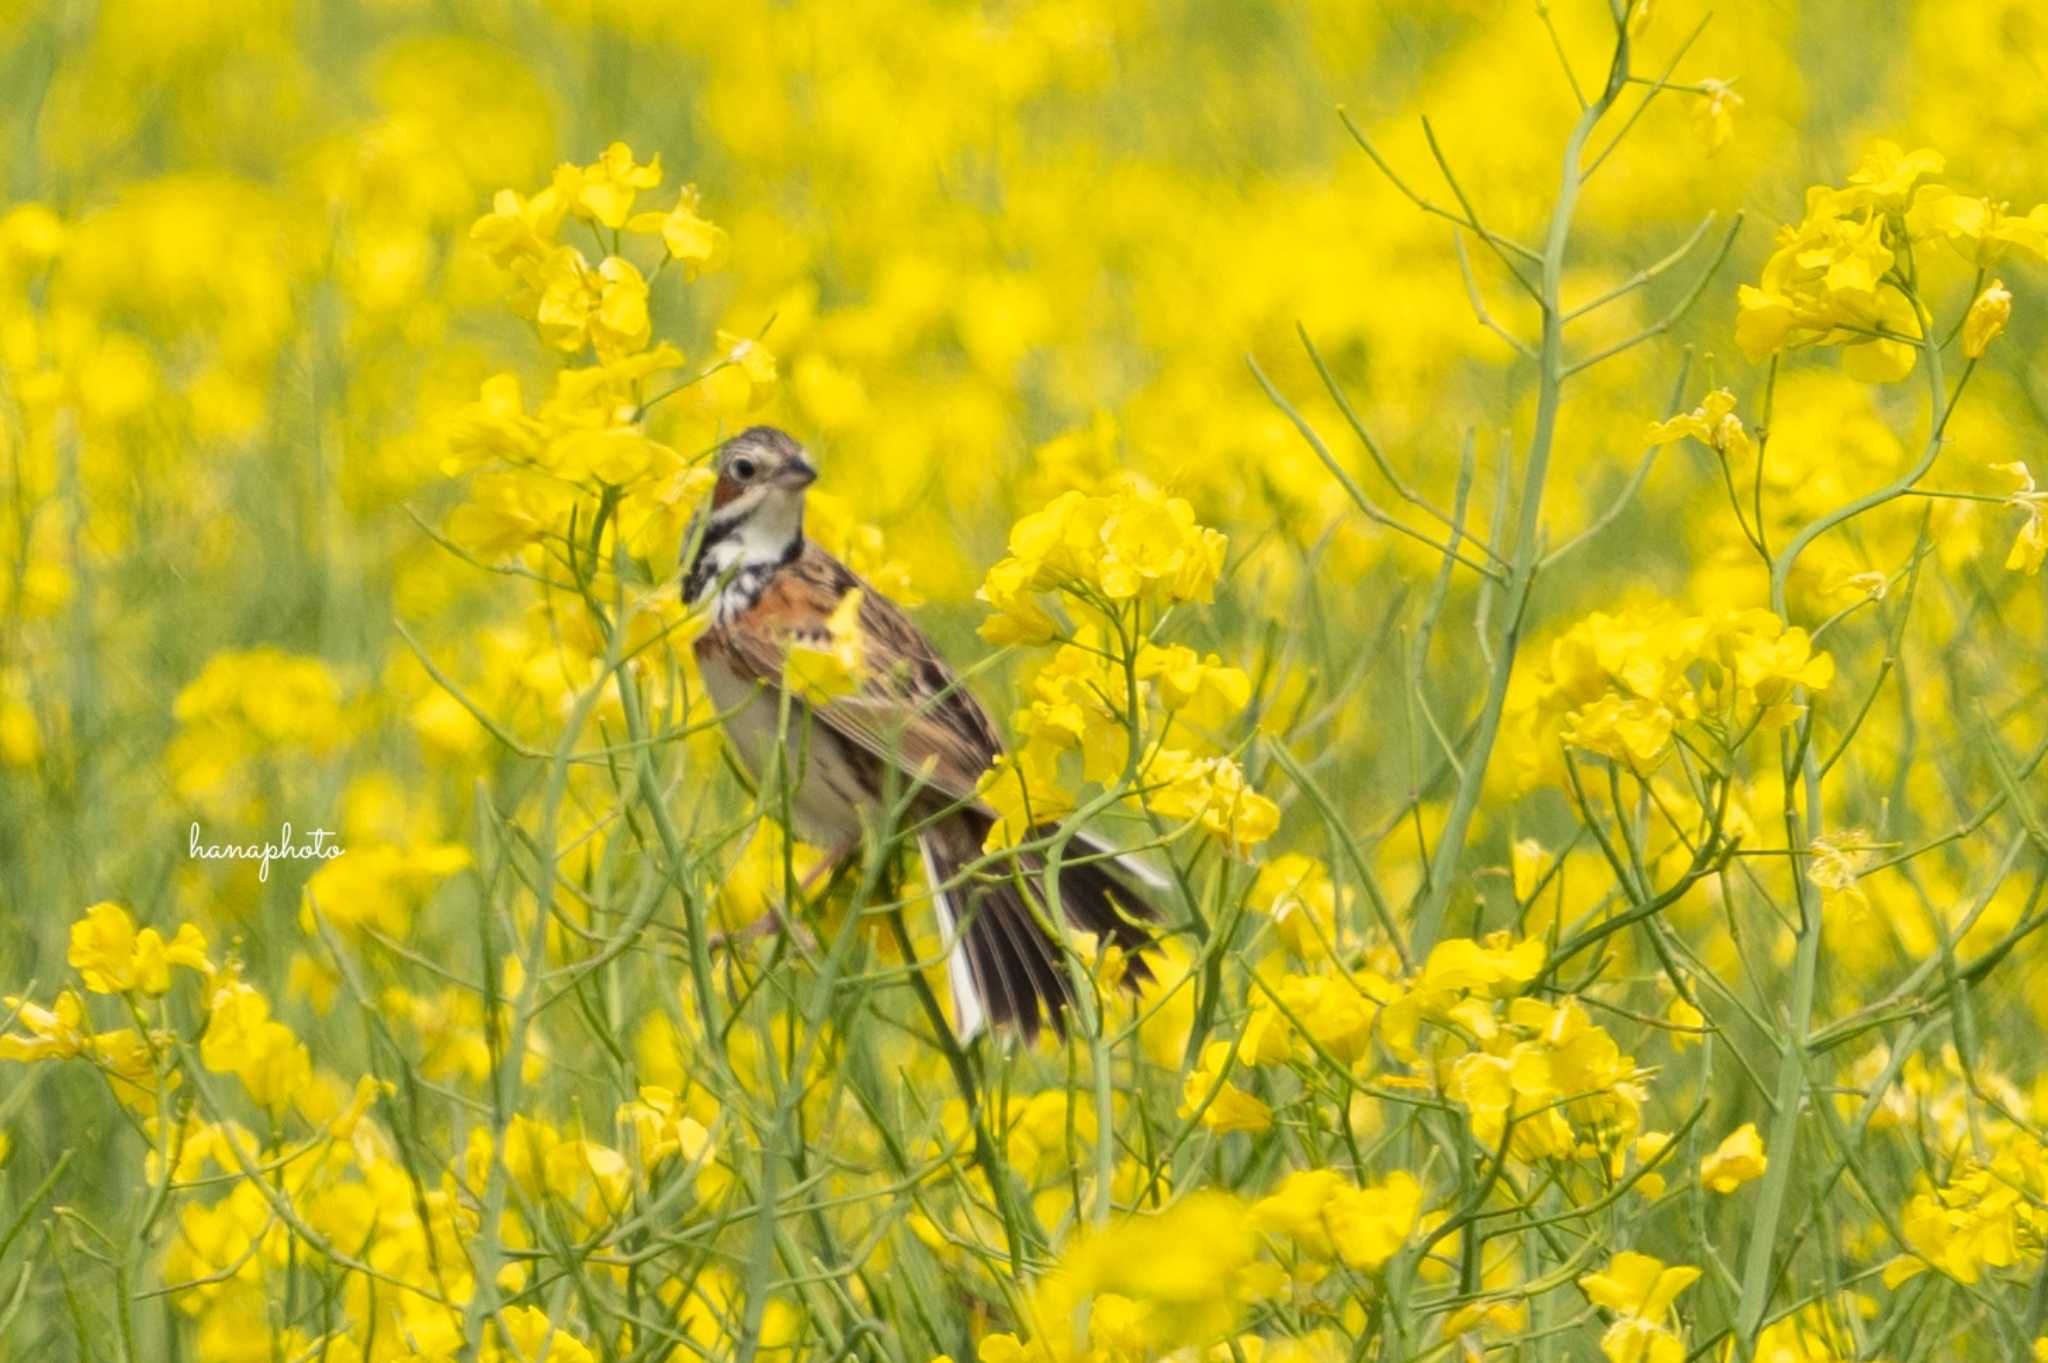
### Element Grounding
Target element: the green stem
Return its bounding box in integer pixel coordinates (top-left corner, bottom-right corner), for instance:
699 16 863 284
1732 297 1956 1357
1412 25 1630 954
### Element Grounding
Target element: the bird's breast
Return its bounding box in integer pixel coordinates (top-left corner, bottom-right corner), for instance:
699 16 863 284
694 635 866 845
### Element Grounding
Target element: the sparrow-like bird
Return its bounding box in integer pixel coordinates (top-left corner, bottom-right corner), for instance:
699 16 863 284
684 426 1159 1041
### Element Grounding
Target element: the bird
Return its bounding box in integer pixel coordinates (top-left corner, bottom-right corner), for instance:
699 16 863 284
683 425 1160 1042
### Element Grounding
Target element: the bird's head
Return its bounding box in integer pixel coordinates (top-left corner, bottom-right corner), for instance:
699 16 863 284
713 425 818 510
685 427 818 598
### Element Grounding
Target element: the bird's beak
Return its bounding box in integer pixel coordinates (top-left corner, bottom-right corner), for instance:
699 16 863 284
776 461 819 491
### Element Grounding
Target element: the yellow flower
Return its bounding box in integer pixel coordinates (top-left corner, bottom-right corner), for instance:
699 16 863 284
473 184 573 272
568 141 662 229
1962 280 2012 359
1998 497 2048 568
1442 1299 1527 1343
699 330 779 415
1806 833 1872 915
68 902 213 996
1734 279 1799 361
1839 139 1945 208
1994 462 2048 575
1182 1040 1272 1134
1628 1132 1675 1198
534 245 602 351
1644 389 1750 461
1275 973 1377 1065
977 1336 1030 1363
1144 749 1279 853
1695 79 1742 154
1908 190 2048 267
1324 1170 1423 1271
1563 693 1676 766
327 1074 390 1141
1751 1309 1860 1363
783 588 867 703
627 185 728 277
977 554 1062 645
446 470 576 559
1421 933 1543 995
469 185 569 269
1250 1168 1346 1257
1700 1122 1768 1193
1579 1252 1701 1363
1667 997 1705 1049
200 979 311 1115
302 840 470 940
1510 838 1547 901
976 748 1074 852
1250 853 1345 958
1445 995 1645 1164
1134 642 1251 738
0 202 63 267
168 648 350 814
1035 1192 1257 1354
1892 1161 2024 1286
1722 616 1834 707
1098 494 1224 602
0 990 90 1061
1014 640 1132 784
495 1305 598 1363
544 1139 633 1225
589 254 652 360
68 900 152 993
444 372 542 471
617 1086 715 1173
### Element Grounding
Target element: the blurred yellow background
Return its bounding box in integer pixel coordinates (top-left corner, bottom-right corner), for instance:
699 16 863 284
3 0 2047 1358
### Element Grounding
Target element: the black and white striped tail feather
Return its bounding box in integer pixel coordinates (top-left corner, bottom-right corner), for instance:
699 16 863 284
916 817 1161 1043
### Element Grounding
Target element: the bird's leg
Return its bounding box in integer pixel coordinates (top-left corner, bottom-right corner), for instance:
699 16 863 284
709 838 857 951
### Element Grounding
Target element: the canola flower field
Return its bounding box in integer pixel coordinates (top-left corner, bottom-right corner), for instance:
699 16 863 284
4 1 2048 1359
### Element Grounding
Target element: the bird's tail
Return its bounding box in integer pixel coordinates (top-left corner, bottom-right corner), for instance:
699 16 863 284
916 816 1160 1044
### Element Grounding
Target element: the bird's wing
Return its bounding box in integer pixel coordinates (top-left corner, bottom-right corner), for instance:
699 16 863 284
713 543 1006 808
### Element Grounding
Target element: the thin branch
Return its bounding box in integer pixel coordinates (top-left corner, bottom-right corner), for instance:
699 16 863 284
1455 232 1536 359
1248 356 1506 583
1536 3 1590 110
1583 12 1713 179
1561 213 1743 378
1543 348 1694 566
1563 211 1720 322
1421 116 1545 304
1340 108 1543 266
1297 322 1480 544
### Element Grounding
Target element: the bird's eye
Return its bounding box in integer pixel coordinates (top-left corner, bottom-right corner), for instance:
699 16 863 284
731 456 758 481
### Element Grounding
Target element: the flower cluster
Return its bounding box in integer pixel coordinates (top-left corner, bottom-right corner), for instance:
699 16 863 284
978 484 1228 646
1737 140 2042 380
167 648 351 817
4 904 211 1118
3 903 748 1360
1503 599 1835 792
447 143 754 579
973 489 1273 855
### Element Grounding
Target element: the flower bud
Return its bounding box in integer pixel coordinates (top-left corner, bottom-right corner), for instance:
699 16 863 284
1963 280 2012 359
